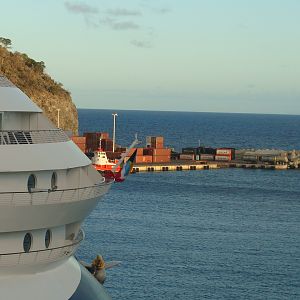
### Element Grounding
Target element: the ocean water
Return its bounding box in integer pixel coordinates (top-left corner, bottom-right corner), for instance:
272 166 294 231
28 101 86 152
77 110 300 299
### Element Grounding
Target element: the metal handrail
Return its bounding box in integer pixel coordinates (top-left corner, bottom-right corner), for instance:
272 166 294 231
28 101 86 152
0 129 69 145
0 180 106 195
0 229 85 257
0 230 85 267
0 180 111 206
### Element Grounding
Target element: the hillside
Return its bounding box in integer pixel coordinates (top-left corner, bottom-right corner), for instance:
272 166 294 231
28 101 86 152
0 40 78 134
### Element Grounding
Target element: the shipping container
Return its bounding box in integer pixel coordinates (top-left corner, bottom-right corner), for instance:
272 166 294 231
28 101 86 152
182 147 198 155
152 155 170 163
83 132 110 151
127 148 144 157
216 148 232 155
100 139 113 152
106 151 122 160
135 155 153 164
198 147 216 155
115 147 126 153
71 136 86 144
153 148 171 156
143 148 154 156
215 155 231 161
200 154 215 161
146 136 164 149
179 154 195 160
76 143 86 153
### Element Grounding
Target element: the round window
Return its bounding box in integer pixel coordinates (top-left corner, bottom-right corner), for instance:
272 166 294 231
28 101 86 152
23 233 32 253
45 229 52 249
27 174 36 193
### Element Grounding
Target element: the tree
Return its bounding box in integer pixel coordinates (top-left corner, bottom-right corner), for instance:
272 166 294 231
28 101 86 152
0 37 12 49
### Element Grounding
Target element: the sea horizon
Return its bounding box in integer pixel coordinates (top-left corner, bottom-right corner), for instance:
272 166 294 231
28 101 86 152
78 107 300 117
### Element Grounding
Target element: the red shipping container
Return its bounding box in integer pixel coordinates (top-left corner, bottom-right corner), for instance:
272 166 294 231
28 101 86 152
106 151 122 160
101 139 113 152
215 155 232 161
216 148 232 155
84 132 111 151
100 132 109 139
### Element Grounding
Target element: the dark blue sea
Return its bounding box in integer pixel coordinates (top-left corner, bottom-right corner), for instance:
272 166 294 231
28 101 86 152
77 110 300 300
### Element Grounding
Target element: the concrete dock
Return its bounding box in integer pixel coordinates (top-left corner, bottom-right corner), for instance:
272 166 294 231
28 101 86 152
132 161 219 173
132 160 289 173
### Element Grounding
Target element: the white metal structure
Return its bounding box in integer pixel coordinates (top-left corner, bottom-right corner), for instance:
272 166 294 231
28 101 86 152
112 113 118 153
0 75 112 299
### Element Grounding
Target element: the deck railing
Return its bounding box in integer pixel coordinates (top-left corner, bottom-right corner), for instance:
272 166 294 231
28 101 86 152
0 180 110 206
0 229 85 267
0 129 69 145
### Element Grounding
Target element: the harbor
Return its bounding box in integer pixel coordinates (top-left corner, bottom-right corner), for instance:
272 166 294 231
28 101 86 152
71 131 300 172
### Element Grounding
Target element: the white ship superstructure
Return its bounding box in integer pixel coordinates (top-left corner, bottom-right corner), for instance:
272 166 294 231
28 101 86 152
0 75 112 299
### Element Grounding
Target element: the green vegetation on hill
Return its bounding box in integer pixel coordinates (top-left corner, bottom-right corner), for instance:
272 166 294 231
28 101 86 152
0 37 78 134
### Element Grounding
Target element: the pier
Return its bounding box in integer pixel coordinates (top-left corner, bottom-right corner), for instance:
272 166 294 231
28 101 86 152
132 161 218 173
132 160 289 173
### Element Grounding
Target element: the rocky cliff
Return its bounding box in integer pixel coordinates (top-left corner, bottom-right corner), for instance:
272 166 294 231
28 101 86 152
0 44 78 134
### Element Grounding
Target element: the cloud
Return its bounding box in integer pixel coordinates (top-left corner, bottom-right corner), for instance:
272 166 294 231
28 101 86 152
64 1 98 14
106 8 142 17
130 40 152 48
154 7 172 14
100 18 140 30
141 3 172 15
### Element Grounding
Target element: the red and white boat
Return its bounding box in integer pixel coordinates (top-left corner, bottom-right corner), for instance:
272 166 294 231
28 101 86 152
92 149 121 172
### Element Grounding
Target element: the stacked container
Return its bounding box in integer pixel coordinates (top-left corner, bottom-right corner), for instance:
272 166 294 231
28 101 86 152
215 148 233 161
152 148 171 162
84 132 110 151
71 136 86 153
146 136 164 149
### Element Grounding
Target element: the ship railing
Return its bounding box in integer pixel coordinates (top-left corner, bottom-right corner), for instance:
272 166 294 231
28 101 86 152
0 229 85 267
0 180 110 206
0 129 69 145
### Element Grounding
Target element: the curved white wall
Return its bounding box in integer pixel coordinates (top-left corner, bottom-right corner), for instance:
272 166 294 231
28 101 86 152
0 141 91 172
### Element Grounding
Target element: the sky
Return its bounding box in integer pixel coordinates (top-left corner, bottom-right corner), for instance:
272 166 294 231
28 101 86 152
1 0 300 114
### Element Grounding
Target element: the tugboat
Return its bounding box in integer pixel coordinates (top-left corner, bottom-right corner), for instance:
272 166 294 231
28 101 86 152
92 143 121 173
0 75 113 299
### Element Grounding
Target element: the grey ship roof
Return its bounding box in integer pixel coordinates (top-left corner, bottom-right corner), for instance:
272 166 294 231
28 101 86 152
0 75 42 112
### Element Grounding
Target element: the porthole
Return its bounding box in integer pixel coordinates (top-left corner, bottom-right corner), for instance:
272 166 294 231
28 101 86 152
23 233 32 253
51 172 57 190
45 229 52 249
27 174 36 193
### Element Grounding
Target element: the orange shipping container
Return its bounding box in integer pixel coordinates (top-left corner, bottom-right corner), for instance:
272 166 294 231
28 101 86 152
127 148 143 156
143 148 154 156
135 155 153 164
152 155 170 163
75 143 86 152
153 148 171 156
71 136 86 144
